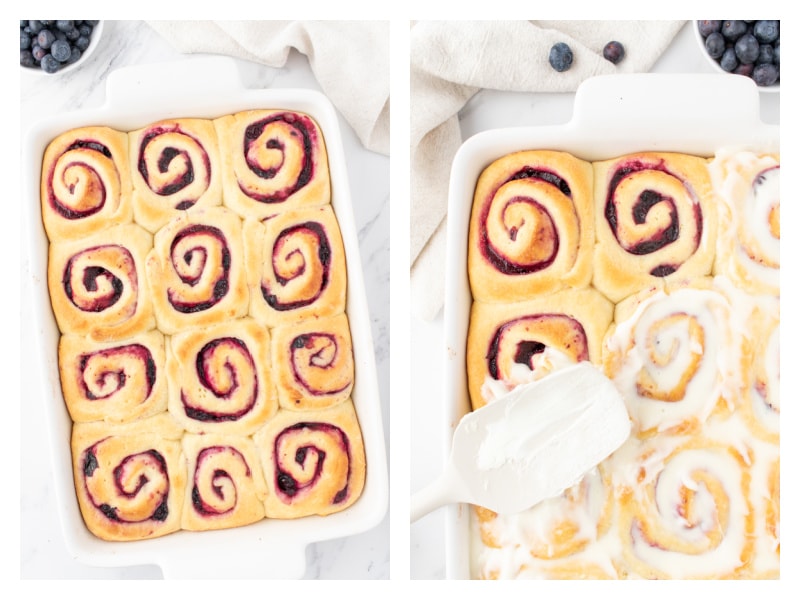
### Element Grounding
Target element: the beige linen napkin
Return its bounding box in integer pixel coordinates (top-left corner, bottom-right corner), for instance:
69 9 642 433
410 20 686 320
146 20 390 156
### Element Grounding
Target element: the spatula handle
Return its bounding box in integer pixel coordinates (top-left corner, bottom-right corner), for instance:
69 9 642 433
410 466 464 523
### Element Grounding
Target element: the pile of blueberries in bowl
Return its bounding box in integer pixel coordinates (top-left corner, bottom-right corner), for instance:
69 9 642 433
695 20 779 91
20 20 102 75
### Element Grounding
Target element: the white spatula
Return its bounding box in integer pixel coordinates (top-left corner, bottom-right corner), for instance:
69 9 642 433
410 362 631 522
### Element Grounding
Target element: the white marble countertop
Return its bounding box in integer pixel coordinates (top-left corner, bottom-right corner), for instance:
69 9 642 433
20 20 389 580
410 20 780 579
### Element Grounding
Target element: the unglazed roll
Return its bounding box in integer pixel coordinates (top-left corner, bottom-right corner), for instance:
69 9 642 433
602 277 744 438
474 466 619 580
146 206 249 334
71 413 186 541
166 318 278 435
466 287 613 410
129 118 223 233
181 433 268 531
244 205 347 327
271 313 355 411
613 435 754 579
47 223 155 341
58 330 167 424
593 152 717 303
710 150 780 296
254 401 366 519
40 125 133 242
468 150 594 303
215 109 331 220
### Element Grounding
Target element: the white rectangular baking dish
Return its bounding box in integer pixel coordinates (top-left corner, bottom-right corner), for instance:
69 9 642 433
22 56 388 579
442 73 779 579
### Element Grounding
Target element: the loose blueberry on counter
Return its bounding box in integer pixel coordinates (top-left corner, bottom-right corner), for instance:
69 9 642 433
549 42 573 72
603 41 625 64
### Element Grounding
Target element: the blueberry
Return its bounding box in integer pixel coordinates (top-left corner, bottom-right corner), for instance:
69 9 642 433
756 44 775 65
720 47 739 72
50 39 71 62
32 44 47 61
603 41 625 64
20 49 36 68
55 20 74 32
752 63 779 87
28 20 43 34
753 20 779 44
40 53 61 74
78 23 94 37
721 20 748 41
65 27 81 42
734 63 754 77
75 35 91 52
549 42 573 72
66 47 82 64
37 29 56 50
697 20 722 37
774 40 780 65
734 34 759 64
21 31 32 50
704 32 726 59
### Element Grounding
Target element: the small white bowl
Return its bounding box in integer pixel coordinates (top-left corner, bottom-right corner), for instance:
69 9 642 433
692 20 779 94
21 20 104 78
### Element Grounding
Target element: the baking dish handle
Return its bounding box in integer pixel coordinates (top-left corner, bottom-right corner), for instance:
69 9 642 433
103 55 245 112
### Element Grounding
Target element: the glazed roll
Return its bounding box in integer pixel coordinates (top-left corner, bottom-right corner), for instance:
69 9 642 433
146 207 249 334
71 413 186 541
181 433 268 531
40 125 133 242
468 150 594 303
166 318 278 435
215 109 331 220
129 118 223 233
474 466 618 579
603 277 743 438
710 150 780 296
614 435 754 579
748 450 780 578
58 330 167 424
593 152 717 303
244 205 347 327
271 313 355 411
47 223 155 342
466 287 613 410
254 401 366 519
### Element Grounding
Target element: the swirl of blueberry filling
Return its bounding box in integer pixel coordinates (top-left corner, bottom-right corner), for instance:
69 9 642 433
240 112 316 203
63 244 137 313
273 422 351 504
191 445 250 516
167 224 230 313
604 159 703 277
79 343 156 402
290 333 351 396
261 221 331 311
82 445 170 523
479 167 571 275
137 125 211 210
182 337 258 422
48 139 114 220
487 314 589 380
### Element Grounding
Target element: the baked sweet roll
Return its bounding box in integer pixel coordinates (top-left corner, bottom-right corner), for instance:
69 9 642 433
47 223 155 342
747 450 780 578
612 434 755 579
71 413 186 541
474 465 619 580
271 313 354 410
593 152 718 303
602 277 743 438
40 126 133 242
466 287 613 410
254 401 366 518
467 150 594 303
215 109 331 221
710 150 780 296
129 118 223 233
181 433 269 531
146 206 249 334
166 318 278 435
244 205 347 327
58 330 167 424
